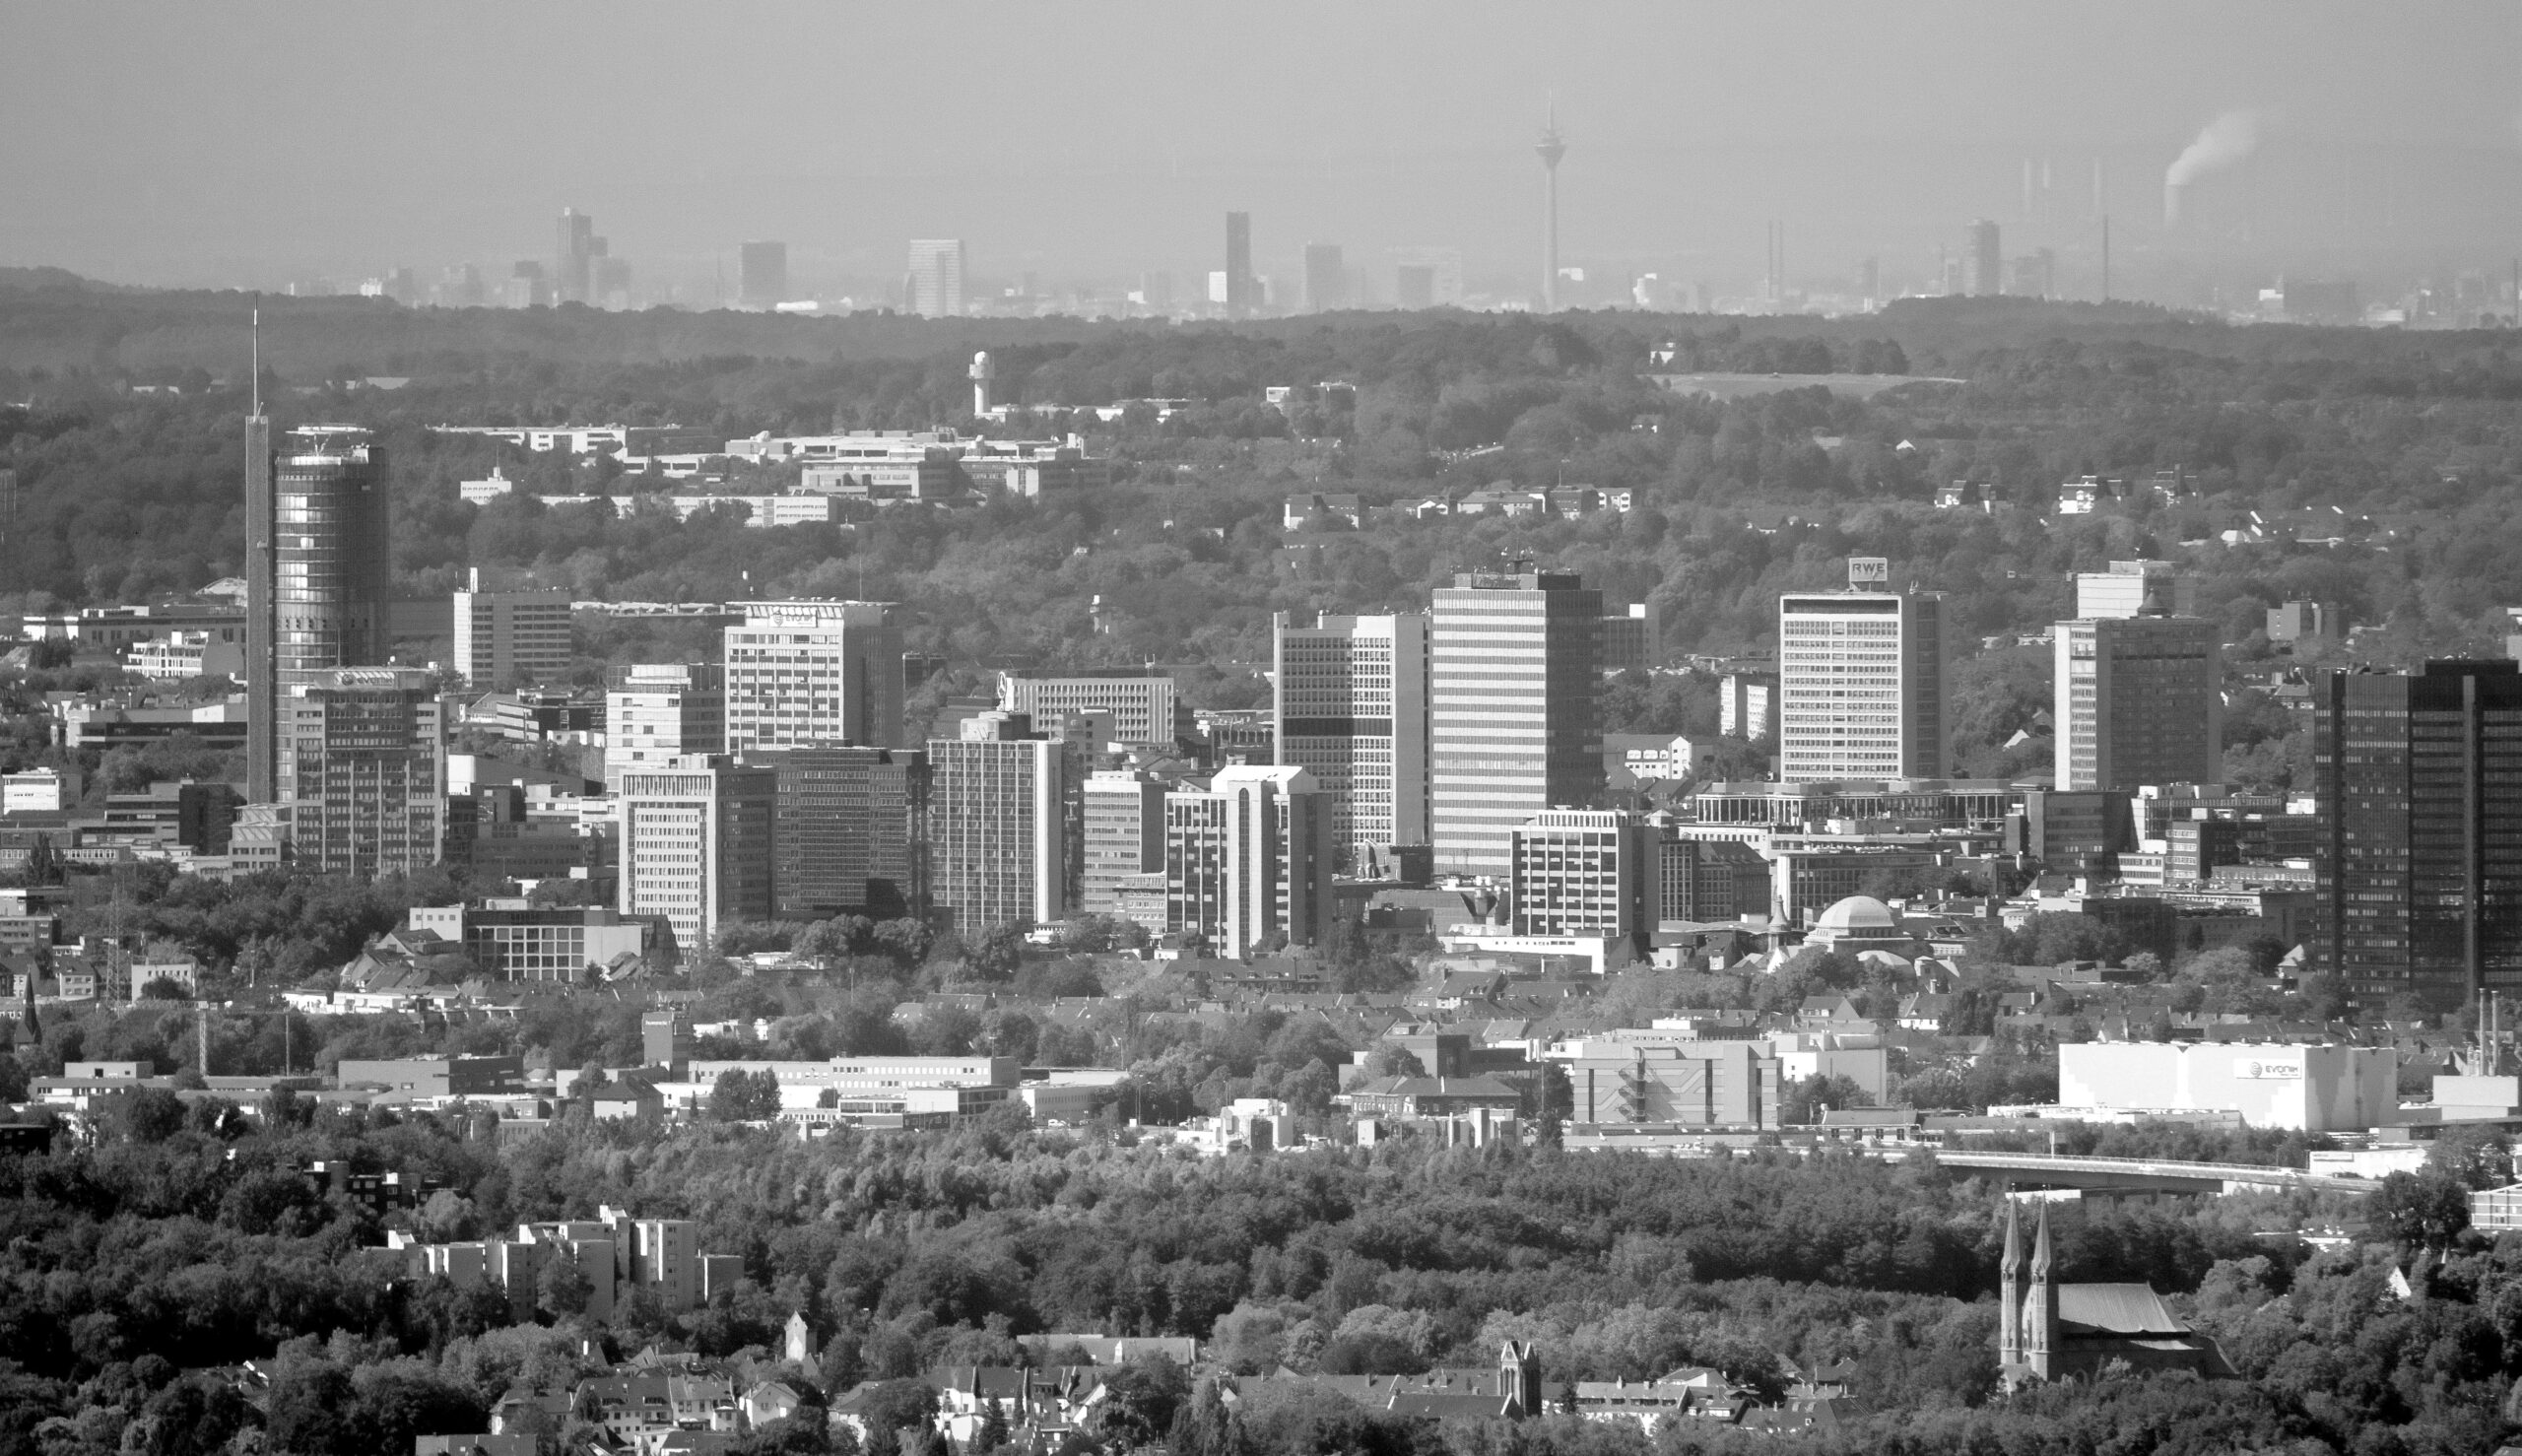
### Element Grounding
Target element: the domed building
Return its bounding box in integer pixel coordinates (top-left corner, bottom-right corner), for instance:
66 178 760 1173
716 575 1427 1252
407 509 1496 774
1804 895 1921 957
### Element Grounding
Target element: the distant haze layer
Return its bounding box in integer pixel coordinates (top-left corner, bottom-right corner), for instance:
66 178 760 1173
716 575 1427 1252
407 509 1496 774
3 1 2519 296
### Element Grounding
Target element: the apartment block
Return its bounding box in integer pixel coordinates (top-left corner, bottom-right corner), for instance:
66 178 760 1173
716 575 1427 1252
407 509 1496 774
929 712 1069 930
1163 764 1335 959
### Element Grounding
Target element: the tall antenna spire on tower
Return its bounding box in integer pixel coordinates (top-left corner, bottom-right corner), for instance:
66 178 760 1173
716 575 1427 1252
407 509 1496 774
249 302 261 419
1535 96 1567 312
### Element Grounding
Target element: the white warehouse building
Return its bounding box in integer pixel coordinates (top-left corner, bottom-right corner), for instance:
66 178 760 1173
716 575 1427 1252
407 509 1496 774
2055 1042 2396 1133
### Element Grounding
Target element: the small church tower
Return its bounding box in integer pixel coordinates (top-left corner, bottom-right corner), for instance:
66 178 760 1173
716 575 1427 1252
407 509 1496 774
1499 1340 1543 1417
2022 1201 2060 1379
1998 1199 2024 1369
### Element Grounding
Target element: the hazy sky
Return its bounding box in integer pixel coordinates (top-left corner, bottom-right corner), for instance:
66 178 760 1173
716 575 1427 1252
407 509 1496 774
5 0 2519 298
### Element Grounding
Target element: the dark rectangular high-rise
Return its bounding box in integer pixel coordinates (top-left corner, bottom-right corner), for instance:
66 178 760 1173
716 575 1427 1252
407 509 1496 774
747 744 928 921
556 208 595 304
247 425 392 802
2313 660 2522 1001
1301 243 1344 312
1965 219 2002 297
739 240 787 308
1225 212 1253 317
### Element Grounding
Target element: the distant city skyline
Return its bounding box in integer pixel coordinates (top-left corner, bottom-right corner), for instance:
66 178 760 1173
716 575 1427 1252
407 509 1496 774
7 2 2522 312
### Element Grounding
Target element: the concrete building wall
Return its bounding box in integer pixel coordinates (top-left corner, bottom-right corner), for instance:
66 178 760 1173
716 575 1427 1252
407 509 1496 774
2057 1041 2395 1132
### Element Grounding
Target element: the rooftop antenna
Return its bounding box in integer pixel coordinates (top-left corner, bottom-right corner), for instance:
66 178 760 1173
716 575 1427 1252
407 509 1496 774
249 301 261 417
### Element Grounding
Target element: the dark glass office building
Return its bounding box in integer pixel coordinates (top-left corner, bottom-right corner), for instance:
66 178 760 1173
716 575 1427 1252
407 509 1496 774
747 745 928 920
2312 660 2522 999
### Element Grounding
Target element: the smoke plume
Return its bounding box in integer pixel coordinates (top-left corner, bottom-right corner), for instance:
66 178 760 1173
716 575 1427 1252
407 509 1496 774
2162 110 2260 225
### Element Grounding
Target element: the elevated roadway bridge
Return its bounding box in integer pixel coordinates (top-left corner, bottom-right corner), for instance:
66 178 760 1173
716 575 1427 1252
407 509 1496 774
1915 1150 2376 1198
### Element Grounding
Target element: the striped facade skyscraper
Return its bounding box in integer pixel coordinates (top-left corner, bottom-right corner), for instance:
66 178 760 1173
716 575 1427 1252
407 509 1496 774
1429 567 1603 876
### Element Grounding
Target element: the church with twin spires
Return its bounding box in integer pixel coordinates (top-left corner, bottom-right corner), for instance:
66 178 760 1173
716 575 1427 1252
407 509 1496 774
1999 1199 2235 1386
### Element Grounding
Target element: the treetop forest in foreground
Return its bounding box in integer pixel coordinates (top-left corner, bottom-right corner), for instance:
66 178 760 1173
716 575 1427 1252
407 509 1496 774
5 1087 2522 1456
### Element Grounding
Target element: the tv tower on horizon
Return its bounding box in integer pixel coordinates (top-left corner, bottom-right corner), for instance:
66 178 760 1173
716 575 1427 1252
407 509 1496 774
1536 99 1567 312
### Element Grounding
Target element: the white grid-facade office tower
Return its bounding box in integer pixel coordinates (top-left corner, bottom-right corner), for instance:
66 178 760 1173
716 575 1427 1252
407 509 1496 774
276 668 444 881
607 663 726 786
1430 568 1603 877
1776 581 1951 781
929 712 1068 931
723 600 902 752
617 754 774 958
1082 770 1165 915
1274 611 1429 874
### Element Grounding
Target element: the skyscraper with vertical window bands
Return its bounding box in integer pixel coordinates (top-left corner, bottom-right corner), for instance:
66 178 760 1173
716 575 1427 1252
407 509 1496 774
2312 660 2522 1000
929 712 1069 931
247 424 393 803
1430 568 1602 877
275 669 443 882
1274 611 1429 876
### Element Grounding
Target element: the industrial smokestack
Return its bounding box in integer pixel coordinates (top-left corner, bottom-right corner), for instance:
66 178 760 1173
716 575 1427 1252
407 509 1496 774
2163 110 2261 227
